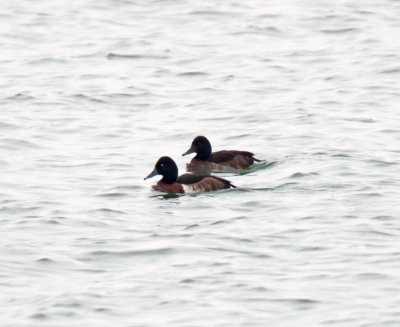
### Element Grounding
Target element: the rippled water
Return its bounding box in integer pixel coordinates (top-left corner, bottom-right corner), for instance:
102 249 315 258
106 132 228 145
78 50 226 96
2 0 400 326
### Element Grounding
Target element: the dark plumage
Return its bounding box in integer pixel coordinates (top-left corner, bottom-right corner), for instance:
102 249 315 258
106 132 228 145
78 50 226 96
144 156 236 193
182 136 261 169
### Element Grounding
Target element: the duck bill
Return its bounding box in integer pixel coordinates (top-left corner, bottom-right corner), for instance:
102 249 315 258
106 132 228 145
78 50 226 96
182 146 195 157
144 167 158 180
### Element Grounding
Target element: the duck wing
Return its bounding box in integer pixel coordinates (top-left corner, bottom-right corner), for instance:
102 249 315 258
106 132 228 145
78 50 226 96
211 150 259 163
177 173 236 191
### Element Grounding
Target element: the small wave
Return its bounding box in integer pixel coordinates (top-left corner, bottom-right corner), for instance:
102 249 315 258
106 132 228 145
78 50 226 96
331 153 351 158
0 122 18 129
207 246 272 258
5 93 35 101
106 53 168 60
189 10 236 17
0 206 42 214
299 246 327 251
321 27 358 34
43 219 61 225
224 134 251 139
367 159 397 166
368 229 396 237
107 53 145 59
372 215 395 221
103 92 145 99
30 313 47 320
27 57 67 65
289 172 318 179
184 223 200 230
356 192 383 197
379 67 400 74
210 216 248 225
274 298 319 305
231 27 281 36
238 182 298 193
84 247 174 258
110 185 143 191
248 25 282 34
379 129 400 134
356 272 389 280
53 302 82 308
210 219 229 226
36 258 54 263
258 13 281 19
308 14 341 21
177 71 208 77
95 192 129 198
72 93 106 103
356 10 375 15
345 117 376 123
93 208 126 214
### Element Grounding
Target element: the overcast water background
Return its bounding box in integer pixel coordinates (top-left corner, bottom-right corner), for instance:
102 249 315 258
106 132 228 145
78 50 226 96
1 0 400 326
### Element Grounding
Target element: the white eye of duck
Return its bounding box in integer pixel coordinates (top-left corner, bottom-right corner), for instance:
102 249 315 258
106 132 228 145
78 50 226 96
160 164 164 167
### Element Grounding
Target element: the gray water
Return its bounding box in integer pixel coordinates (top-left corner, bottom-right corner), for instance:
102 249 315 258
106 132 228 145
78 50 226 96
1 0 400 326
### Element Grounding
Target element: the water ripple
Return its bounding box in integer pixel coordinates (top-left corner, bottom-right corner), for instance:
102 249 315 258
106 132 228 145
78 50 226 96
2 0 400 326
106 53 168 60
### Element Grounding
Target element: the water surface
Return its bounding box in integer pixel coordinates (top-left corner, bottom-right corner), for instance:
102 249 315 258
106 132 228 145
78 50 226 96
1 0 400 326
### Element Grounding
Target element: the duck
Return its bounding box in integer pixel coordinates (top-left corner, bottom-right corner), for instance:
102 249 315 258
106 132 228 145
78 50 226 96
182 135 261 169
144 156 236 193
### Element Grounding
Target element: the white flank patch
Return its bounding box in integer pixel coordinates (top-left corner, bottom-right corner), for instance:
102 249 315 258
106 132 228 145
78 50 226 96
182 184 202 193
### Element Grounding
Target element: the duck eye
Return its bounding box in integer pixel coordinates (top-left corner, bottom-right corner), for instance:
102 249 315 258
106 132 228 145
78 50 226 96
160 163 164 167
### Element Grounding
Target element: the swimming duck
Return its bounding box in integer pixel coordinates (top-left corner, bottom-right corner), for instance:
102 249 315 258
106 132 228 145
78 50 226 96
144 156 236 193
182 135 261 169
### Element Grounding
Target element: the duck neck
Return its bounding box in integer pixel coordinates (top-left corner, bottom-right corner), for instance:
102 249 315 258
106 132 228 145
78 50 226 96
161 171 178 184
195 143 212 160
